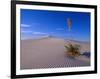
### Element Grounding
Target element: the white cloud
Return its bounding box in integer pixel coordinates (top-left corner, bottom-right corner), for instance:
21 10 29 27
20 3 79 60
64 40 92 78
21 24 30 27
21 30 47 35
56 28 64 31
21 30 32 33
32 32 47 35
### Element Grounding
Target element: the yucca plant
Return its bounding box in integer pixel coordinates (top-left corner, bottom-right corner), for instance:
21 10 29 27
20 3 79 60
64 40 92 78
64 44 80 57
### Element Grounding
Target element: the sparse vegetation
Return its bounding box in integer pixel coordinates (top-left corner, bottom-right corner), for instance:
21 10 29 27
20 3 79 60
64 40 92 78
64 44 80 57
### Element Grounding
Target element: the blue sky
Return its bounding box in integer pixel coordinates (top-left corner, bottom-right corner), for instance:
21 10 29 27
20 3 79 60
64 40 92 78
20 9 90 41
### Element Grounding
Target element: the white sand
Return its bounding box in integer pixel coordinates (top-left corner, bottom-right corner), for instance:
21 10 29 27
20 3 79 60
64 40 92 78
20 37 90 69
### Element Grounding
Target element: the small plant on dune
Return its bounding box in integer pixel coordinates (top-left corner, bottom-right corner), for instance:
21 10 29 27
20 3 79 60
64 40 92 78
64 44 80 57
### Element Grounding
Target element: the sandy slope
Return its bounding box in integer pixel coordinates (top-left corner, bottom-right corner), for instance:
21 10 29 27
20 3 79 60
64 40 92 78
20 37 90 69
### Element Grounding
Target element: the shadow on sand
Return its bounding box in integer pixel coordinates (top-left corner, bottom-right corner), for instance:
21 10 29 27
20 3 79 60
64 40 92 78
82 52 90 58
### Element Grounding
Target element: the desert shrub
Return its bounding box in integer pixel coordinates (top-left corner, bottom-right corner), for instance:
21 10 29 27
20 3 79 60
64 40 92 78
64 43 80 57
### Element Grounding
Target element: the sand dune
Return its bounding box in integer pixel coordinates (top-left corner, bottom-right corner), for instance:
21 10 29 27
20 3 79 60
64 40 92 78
20 37 90 69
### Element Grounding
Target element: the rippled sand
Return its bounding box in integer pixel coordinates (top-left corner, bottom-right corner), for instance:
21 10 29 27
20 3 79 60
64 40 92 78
20 37 90 69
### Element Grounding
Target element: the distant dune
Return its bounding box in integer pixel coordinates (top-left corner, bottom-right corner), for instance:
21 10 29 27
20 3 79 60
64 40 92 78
20 37 90 69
